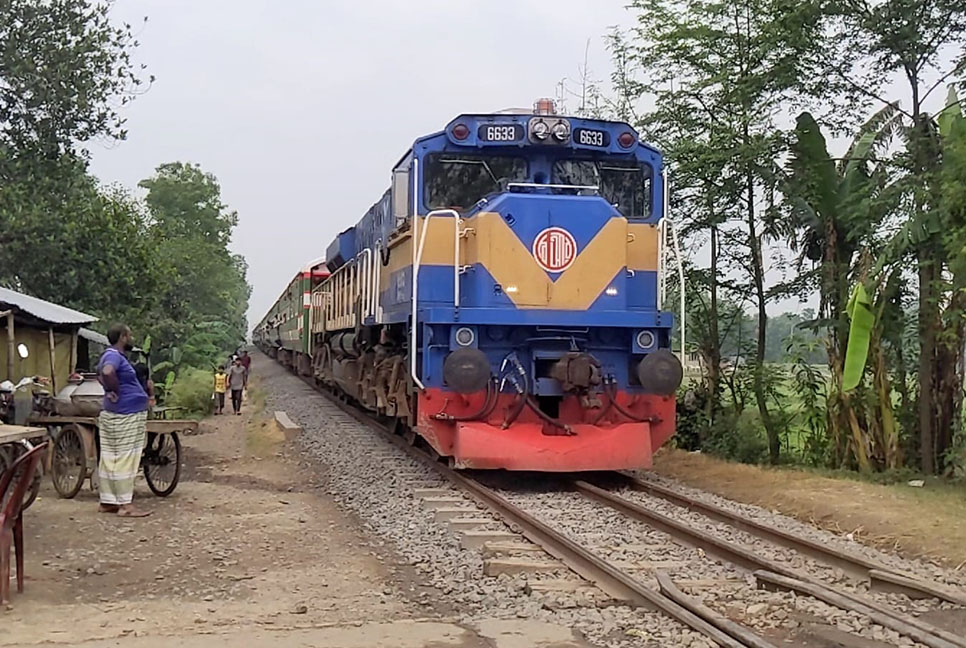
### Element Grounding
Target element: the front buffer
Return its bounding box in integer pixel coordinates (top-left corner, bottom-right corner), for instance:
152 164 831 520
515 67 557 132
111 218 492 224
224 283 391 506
452 421 651 471
415 389 676 472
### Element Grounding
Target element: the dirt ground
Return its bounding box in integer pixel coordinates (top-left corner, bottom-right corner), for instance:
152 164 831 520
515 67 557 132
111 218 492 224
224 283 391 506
2 383 587 648
651 448 966 568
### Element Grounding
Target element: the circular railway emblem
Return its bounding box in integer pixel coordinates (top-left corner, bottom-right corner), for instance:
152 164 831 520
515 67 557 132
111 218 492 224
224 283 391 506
532 227 577 273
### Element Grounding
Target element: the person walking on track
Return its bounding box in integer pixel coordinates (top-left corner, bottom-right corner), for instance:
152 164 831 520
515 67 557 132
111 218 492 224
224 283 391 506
96 323 151 518
213 366 228 414
228 357 246 415
240 350 251 390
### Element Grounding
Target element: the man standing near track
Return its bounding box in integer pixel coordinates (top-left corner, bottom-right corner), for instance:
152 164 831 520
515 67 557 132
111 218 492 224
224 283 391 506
97 323 152 518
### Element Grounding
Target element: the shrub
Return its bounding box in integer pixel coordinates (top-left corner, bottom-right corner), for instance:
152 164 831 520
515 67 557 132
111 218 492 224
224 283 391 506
166 367 214 419
703 409 769 464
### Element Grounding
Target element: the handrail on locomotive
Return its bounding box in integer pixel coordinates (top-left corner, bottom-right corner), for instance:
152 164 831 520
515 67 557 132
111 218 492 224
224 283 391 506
658 165 686 363
411 208 462 391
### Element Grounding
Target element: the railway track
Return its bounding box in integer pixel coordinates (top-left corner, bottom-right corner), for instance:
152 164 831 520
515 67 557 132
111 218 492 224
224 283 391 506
296 373 965 648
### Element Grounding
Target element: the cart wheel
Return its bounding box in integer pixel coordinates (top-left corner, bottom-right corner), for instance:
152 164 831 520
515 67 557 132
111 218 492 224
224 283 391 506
143 432 181 497
19 445 42 510
51 424 87 499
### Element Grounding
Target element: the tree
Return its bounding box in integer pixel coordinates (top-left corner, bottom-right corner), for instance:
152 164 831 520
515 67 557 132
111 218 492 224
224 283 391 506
139 162 250 378
0 0 157 324
816 1 966 472
782 110 904 470
140 162 238 247
0 0 147 157
0 155 164 327
612 0 824 462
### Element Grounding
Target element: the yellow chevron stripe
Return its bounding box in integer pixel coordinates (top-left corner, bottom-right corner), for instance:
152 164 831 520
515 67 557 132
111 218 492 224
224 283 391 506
379 213 659 310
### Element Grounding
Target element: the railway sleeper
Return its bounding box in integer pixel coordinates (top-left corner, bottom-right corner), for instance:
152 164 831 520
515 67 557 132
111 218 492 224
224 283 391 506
576 480 966 648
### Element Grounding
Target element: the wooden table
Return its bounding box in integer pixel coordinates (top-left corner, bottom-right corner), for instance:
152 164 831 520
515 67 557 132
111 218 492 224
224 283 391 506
0 424 46 445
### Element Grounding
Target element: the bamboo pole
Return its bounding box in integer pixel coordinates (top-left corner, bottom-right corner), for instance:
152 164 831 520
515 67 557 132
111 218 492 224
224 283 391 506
3 310 14 380
69 331 77 374
48 327 57 392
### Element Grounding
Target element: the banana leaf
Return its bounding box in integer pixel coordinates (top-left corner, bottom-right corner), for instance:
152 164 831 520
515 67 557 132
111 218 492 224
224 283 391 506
843 283 874 391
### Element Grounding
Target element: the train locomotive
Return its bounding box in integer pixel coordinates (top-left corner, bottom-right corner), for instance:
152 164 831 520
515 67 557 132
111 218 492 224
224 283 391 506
255 100 683 472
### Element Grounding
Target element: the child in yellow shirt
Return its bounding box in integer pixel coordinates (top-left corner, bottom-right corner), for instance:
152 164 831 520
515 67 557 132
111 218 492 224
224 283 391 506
213 367 228 414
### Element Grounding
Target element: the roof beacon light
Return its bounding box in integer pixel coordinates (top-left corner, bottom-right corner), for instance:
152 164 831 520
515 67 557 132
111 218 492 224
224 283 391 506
533 98 557 115
618 131 636 148
452 123 470 140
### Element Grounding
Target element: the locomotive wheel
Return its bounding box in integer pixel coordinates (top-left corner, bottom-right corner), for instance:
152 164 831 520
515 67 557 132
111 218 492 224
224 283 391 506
143 432 181 497
51 424 87 499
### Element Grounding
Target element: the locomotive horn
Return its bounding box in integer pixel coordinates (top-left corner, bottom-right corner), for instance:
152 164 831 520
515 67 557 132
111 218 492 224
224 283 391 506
637 349 683 396
443 348 490 394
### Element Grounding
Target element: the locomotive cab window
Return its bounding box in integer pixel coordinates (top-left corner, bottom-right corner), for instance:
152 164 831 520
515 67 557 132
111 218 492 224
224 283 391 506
552 159 652 219
424 153 527 212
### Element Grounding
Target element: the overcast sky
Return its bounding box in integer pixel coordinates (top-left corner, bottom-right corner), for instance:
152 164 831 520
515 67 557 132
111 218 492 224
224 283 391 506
88 0 634 328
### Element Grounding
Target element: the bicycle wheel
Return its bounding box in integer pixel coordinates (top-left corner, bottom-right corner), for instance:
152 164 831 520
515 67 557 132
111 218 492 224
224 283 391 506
143 432 181 497
51 424 87 499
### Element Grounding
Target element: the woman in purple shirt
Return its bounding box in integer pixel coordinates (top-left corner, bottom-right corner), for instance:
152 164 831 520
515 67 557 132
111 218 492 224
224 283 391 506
97 323 151 517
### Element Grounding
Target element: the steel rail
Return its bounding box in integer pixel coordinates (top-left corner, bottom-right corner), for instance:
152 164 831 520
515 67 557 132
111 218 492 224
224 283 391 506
300 377 766 648
574 480 966 648
619 473 966 606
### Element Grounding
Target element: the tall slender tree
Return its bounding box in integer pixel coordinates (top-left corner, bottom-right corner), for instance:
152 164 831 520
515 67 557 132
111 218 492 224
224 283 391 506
612 0 824 462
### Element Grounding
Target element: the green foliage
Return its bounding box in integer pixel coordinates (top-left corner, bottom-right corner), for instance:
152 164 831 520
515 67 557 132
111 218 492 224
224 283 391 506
138 162 250 381
0 0 148 155
165 367 214 419
789 344 831 466
0 161 164 327
704 410 769 465
843 284 874 391
0 1 159 326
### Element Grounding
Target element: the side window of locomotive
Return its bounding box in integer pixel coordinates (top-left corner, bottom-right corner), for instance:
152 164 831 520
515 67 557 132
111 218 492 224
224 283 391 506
552 160 652 219
424 154 527 211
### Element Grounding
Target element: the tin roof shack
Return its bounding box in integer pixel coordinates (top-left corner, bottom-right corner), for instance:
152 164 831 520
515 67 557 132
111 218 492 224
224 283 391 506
76 327 109 372
0 288 97 394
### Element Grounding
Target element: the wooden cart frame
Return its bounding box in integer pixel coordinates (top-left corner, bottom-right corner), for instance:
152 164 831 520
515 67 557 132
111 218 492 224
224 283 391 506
28 415 197 499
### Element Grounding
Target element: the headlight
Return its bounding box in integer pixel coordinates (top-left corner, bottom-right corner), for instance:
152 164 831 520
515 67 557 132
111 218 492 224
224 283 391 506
455 327 475 347
551 121 571 142
636 330 655 349
531 119 550 140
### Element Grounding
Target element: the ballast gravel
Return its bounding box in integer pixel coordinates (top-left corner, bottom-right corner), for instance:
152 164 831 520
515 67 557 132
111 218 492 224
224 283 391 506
258 363 700 648
631 470 966 590
257 358 954 648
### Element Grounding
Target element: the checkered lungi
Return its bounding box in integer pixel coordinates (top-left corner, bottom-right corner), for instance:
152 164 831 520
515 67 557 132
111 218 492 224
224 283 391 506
97 410 147 505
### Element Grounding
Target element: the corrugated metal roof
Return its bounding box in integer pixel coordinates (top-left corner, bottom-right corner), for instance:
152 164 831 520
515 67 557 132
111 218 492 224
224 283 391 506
0 287 97 326
78 327 108 345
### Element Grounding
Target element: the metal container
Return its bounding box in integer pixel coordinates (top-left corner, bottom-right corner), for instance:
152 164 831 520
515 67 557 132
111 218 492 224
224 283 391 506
71 378 104 417
54 375 103 417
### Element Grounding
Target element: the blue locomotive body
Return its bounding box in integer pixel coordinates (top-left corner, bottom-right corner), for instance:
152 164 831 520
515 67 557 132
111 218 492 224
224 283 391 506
258 102 683 471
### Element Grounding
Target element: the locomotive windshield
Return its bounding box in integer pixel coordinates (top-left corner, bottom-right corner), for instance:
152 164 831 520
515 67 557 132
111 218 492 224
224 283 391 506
553 160 652 218
425 153 527 211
